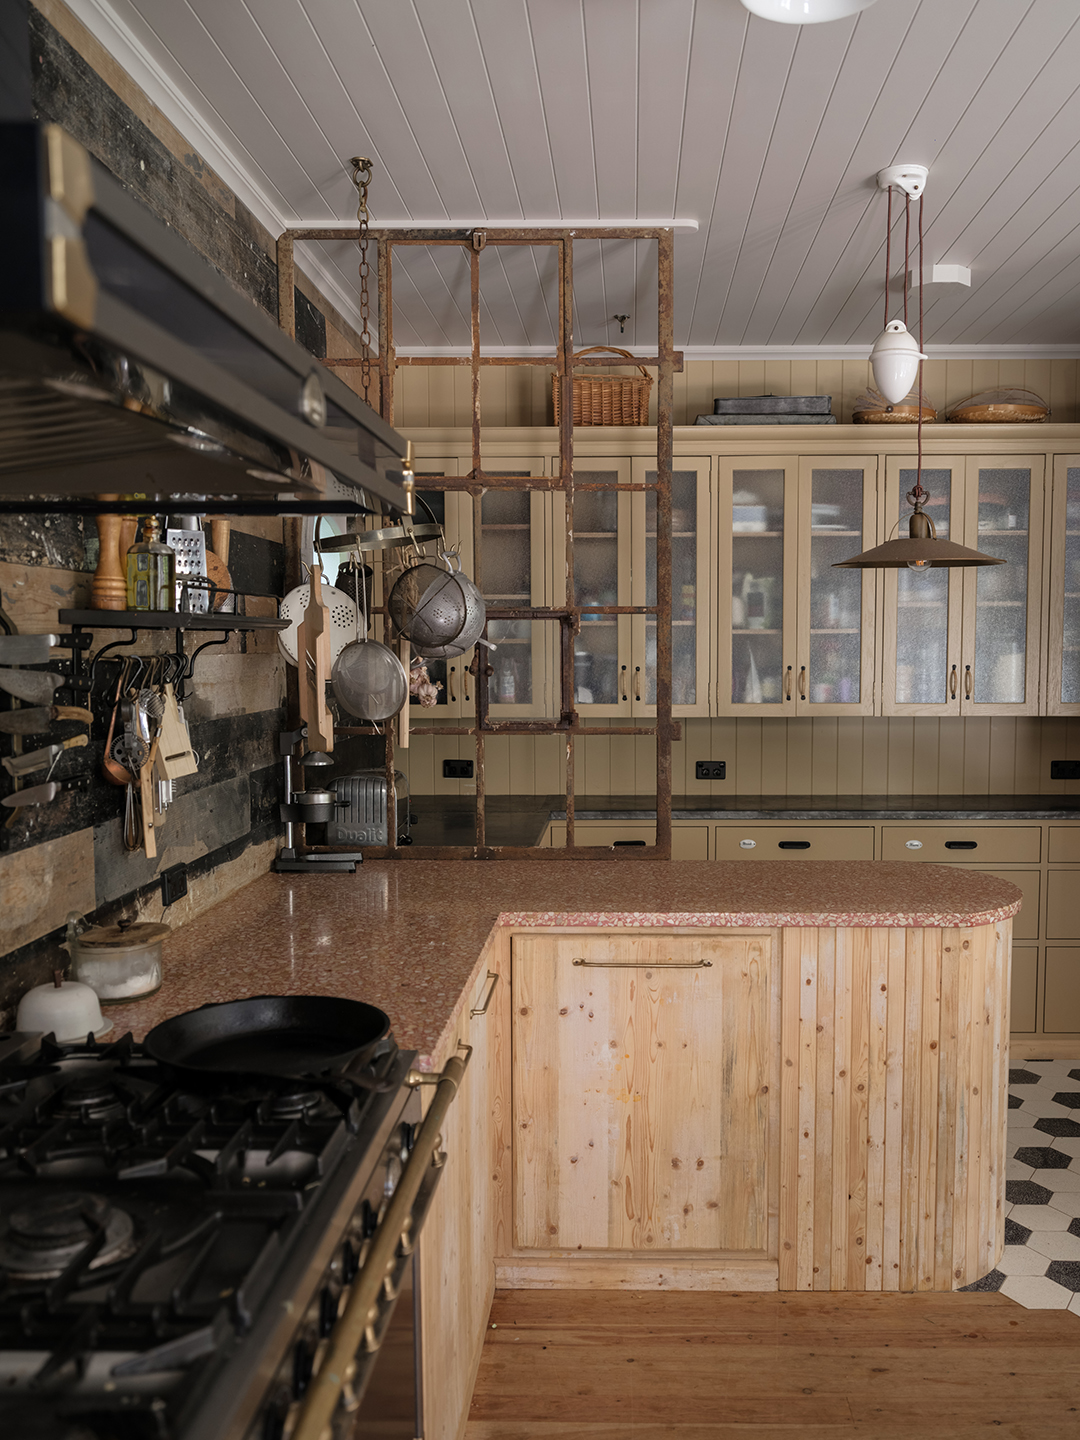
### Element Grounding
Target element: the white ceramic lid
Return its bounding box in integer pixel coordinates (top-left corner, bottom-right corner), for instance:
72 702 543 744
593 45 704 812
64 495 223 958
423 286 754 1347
16 980 112 1043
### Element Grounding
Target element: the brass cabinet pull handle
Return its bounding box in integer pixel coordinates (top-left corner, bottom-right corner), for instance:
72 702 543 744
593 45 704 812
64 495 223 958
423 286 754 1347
621 663 628 701
950 664 958 697
572 957 713 969
965 664 973 698
470 970 499 1017
799 666 807 701
785 665 793 700
448 665 456 704
634 664 641 702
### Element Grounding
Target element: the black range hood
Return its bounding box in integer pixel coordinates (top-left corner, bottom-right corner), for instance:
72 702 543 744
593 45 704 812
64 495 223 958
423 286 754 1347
0 122 409 517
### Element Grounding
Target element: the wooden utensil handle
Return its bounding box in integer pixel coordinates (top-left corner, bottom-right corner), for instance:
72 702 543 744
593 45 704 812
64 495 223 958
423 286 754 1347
210 519 231 565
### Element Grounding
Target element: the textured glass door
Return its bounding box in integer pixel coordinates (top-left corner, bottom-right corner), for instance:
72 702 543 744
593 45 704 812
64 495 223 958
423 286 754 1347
961 459 1042 714
633 459 711 716
882 460 964 715
474 459 554 717
795 459 877 714
1047 458 1080 714
722 462 796 712
566 463 631 715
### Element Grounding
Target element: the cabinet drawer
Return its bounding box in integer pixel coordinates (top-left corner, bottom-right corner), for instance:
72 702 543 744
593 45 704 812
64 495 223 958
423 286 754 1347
880 827 1041 864
713 826 874 861
1047 871 1080 939
1043 948 1080 1033
1048 826 1080 863
1011 946 1038 1033
547 821 709 860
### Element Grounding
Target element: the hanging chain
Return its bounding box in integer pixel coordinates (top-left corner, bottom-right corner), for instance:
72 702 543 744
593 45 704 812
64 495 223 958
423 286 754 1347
350 156 374 406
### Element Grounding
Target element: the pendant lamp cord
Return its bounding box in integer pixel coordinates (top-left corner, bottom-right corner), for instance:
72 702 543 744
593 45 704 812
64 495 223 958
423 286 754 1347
915 193 925 501
903 192 910 330
884 184 892 332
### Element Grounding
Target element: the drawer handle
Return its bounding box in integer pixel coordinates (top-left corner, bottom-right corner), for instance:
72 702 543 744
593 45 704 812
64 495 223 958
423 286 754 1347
778 840 811 850
905 840 923 850
611 840 646 847
470 970 499 1018
945 840 977 850
572 958 714 969
799 666 807 701
739 839 756 849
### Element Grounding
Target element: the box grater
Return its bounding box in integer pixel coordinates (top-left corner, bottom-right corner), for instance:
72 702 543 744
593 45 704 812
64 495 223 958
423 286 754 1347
326 774 389 846
166 515 209 614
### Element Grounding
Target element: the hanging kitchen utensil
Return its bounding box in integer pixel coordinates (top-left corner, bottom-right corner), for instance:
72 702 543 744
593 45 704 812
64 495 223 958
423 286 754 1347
0 634 60 665
101 662 134 788
0 705 93 735
165 514 209 615
411 561 488 660
387 551 470 649
1 775 90 807
157 683 198 779
0 668 65 704
143 995 393 1088
298 561 333 751
277 572 357 667
330 552 408 722
2 734 89 778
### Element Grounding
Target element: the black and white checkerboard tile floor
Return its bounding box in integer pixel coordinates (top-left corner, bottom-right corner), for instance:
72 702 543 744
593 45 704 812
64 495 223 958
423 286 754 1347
958 1058 1080 1309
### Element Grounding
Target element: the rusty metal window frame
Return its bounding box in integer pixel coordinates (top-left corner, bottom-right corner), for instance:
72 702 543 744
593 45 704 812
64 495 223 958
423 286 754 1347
277 225 677 860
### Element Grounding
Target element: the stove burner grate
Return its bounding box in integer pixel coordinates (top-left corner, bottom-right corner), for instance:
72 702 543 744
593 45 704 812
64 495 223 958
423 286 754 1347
0 1191 136 1281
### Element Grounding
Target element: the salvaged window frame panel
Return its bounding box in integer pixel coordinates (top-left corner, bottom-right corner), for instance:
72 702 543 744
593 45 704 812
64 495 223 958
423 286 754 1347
277 225 679 859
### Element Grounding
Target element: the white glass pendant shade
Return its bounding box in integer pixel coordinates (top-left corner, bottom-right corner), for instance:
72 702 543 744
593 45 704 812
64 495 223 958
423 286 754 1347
741 0 878 22
869 321 928 406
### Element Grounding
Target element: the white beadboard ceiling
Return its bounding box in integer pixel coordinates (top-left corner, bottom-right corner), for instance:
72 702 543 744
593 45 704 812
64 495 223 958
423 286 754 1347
73 0 1080 356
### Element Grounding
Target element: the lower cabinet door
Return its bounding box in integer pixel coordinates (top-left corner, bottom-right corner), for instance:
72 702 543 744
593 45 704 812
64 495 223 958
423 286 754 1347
511 932 769 1252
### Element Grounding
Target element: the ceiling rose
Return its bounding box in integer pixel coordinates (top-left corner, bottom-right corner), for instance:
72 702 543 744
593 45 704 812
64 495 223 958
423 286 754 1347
741 0 879 22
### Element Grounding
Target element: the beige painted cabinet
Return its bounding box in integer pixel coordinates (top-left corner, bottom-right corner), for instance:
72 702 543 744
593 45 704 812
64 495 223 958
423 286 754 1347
718 455 879 716
510 931 770 1253
1045 455 1080 714
881 455 1045 715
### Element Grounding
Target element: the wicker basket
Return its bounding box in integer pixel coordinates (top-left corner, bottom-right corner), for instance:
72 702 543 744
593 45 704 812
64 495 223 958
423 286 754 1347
552 346 653 426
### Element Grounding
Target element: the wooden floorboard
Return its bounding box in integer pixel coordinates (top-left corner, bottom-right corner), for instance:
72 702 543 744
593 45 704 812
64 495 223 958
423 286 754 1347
464 1290 1080 1438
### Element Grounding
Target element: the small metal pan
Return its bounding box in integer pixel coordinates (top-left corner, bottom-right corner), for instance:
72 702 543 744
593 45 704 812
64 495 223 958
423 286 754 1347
143 995 392 1087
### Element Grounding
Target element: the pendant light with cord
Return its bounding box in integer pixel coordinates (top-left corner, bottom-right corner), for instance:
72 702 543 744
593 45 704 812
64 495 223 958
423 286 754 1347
835 166 1003 573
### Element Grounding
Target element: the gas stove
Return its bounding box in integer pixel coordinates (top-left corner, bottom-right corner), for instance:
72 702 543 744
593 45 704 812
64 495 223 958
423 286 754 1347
0 1028 437 1440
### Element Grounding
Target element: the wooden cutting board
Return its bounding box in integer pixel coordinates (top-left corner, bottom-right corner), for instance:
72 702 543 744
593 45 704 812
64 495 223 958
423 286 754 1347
299 567 333 752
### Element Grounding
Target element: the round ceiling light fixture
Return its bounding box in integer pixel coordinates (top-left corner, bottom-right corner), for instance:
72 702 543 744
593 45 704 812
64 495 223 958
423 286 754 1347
740 0 879 23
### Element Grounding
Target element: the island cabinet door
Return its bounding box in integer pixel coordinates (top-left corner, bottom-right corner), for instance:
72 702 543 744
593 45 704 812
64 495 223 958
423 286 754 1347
511 933 770 1253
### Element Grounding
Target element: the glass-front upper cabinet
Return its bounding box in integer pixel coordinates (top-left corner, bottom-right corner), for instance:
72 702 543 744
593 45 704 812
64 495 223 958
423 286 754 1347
718 456 877 715
556 458 711 717
881 455 1043 715
1041 457 1079 715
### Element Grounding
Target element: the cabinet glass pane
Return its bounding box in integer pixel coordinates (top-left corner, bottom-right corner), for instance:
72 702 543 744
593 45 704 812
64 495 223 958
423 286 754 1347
730 469 784 705
1063 468 1080 704
481 489 533 705
807 469 863 705
643 471 697 706
972 468 1031 704
573 477 620 705
895 469 953 705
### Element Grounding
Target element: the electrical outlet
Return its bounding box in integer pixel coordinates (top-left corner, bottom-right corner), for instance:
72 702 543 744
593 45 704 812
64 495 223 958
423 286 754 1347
1051 760 1080 779
161 864 188 907
443 759 474 779
695 760 726 780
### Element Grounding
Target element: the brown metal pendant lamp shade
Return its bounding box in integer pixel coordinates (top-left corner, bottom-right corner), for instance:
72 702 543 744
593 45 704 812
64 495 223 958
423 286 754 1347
836 166 1003 573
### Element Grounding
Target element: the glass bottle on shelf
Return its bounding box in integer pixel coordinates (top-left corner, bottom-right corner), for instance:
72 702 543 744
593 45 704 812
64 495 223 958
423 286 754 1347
730 469 784 706
125 516 175 612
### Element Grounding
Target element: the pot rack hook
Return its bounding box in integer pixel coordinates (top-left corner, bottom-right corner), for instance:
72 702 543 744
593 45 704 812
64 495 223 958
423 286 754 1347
87 629 140 690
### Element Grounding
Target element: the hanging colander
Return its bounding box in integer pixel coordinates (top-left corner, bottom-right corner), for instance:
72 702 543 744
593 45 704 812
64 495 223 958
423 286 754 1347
411 565 488 660
330 550 408 722
387 552 471 650
277 572 358 667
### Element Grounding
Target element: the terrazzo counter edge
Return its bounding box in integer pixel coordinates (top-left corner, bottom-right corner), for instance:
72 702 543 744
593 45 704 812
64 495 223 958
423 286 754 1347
99 860 1022 1069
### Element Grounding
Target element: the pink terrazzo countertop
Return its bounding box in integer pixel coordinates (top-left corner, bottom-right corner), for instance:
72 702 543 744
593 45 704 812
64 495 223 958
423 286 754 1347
103 861 1021 1065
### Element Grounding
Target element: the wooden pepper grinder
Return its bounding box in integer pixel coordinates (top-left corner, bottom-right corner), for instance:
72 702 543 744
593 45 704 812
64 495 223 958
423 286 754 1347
91 496 129 610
